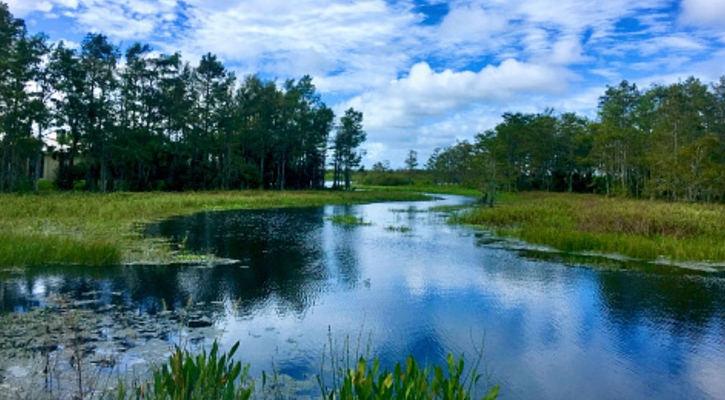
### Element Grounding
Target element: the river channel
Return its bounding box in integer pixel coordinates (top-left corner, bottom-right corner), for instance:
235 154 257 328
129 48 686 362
1 195 724 399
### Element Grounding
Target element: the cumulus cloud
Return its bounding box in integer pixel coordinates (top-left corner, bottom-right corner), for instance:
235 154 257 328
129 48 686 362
337 59 573 165
343 60 569 131
680 0 725 26
8 0 725 167
6 0 56 17
171 0 421 93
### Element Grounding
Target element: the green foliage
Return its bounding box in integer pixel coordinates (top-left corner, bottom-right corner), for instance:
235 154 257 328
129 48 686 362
323 354 498 400
112 342 499 400
357 184 481 197
457 192 725 263
73 179 86 191
0 233 120 266
426 77 725 204
0 3 49 193
0 5 351 194
327 215 372 226
0 190 429 266
361 172 410 187
118 342 253 400
37 178 56 191
385 225 411 233
331 108 367 190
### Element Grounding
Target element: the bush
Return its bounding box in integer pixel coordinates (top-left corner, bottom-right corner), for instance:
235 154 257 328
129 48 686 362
37 179 56 192
73 179 87 191
117 342 253 400
361 172 409 186
322 354 499 400
116 342 499 400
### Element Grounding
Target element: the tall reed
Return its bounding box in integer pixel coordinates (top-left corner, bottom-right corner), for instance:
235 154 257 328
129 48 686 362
456 192 725 263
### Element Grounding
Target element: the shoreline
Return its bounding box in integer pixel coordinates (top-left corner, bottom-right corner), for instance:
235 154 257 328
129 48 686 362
0 190 431 267
454 191 725 265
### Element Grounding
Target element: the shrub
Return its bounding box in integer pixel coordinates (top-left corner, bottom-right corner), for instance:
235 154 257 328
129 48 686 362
327 215 372 226
115 343 499 400
117 342 253 400
322 354 499 400
361 172 409 187
73 179 87 191
37 179 56 192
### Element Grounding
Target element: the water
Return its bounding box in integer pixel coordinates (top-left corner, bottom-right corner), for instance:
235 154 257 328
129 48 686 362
2 195 725 399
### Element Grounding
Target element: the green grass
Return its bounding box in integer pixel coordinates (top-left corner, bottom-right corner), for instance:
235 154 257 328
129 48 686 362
357 184 481 197
0 190 430 267
455 192 725 263
0 233 121 266
327 214 373 226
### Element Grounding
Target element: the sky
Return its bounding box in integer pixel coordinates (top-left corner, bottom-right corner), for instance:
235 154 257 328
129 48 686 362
7 0 725 167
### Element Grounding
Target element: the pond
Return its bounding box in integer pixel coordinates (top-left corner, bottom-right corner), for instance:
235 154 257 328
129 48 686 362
1 195 725 399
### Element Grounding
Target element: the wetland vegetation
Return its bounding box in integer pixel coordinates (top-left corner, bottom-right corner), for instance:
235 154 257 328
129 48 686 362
455 192 725 264
0 190 429 267
2 1 725 399
326 214 373 226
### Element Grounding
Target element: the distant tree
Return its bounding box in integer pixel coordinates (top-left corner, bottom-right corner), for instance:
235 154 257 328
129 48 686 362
331 108 366 190
404 149 418 183
555 112 592 193
591 81 641 196
372 160 390 172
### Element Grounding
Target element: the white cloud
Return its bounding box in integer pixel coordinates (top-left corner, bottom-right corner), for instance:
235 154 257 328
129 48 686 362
439 3 508 40
10 0 725 167
6 0 53 17
171 0 421 93
637 35 707 56
6 0 79 17
73 0 178 39
339 59 572 166
343 60 569 132
680 0 725 26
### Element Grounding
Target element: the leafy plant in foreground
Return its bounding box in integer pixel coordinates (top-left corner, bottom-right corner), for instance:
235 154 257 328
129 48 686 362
117 342 252 400
322 354 499 400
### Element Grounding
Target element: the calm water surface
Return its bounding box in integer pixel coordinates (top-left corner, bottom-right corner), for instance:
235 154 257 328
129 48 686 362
2 195 725 399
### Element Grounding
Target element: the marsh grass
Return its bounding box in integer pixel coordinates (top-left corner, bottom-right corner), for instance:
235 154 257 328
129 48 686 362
0 234 121 266
327 215 373 226
384 225 412 233
456 192 725 263
357 184 481 197
0 190 429 267
429 205 473 213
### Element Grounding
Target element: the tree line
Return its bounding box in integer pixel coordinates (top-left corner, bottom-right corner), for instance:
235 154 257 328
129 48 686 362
427 76 725 203
0 3 366 192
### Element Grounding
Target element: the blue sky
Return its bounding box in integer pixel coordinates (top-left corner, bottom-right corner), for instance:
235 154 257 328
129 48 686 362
8 0 725 167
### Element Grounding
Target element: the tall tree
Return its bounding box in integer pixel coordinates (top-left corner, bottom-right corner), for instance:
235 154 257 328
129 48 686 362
0 4 48 191
48 42 87 189
80 33 119 192
331 108 366 190
404 149 418 183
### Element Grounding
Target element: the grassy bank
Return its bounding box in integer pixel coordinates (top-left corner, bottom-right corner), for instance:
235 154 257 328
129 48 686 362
0 190 430 267
356 184 482 197
456 192 725 263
